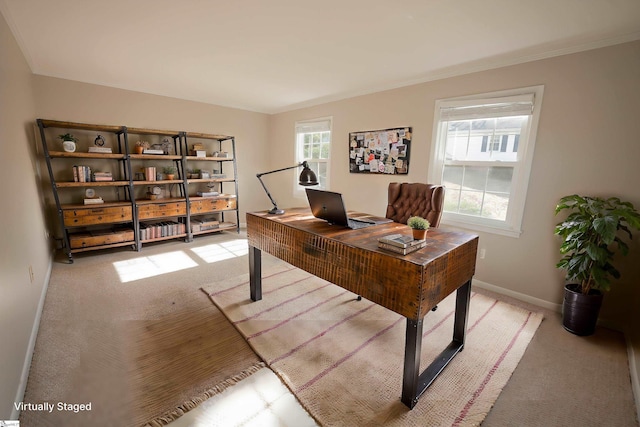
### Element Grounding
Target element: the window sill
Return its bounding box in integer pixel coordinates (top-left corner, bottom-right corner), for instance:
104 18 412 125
440 218 522 238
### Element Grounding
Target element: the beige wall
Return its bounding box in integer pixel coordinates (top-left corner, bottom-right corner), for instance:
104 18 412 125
269 41 640 326
33 76 271 223
0 12 50 419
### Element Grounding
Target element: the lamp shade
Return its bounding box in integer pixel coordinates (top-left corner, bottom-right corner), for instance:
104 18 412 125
298 163 318 186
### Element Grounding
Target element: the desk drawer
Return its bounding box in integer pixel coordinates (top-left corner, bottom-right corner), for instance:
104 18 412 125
63 206 132 226
191 198 237 214
137 201 187 219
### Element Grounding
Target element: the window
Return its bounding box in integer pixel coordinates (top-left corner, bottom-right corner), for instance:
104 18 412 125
295 118 331 191
428 86 543 237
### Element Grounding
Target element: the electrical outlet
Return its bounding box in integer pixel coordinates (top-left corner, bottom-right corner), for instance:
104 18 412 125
29 265 34 283
479 248 486 259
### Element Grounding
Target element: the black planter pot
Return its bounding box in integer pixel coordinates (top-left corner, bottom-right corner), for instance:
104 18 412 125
562 283 603 336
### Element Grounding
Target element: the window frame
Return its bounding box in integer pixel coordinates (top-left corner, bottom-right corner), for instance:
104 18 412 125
428 86 544 237
294 117 332 196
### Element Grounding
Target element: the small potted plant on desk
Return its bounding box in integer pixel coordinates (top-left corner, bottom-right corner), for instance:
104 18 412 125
163 166 177 180
555 194 640 336
407 216 430 240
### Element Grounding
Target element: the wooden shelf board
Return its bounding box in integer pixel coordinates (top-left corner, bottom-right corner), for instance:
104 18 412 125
185 156 234 161
140 234 188 244
62 201 131 209
191 222 238 235
126 127 181 137
48 151 125 159
185 132 232 141
39 119 123 133
56 181 130 188
132 180 183 186
129 154 182 160
187 178 235 184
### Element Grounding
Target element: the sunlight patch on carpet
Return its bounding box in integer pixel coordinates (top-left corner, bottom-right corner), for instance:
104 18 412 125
113 251 198 282
190 239 248 263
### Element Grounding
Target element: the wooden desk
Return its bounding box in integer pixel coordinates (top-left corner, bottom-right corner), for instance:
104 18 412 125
246 208 478 409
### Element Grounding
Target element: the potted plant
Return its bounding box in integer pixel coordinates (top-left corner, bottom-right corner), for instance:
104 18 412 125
555 194 640 335
58 133 78 152
134 140 150 154
407 216 430 240
163 166 177 180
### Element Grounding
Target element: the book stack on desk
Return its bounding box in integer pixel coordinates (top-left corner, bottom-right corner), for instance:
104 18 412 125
378 234 426 255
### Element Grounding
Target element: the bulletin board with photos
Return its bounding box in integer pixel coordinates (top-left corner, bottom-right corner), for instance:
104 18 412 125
349 127 411 174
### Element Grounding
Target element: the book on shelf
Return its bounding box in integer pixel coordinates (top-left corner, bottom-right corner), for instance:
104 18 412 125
378 240 426 255
83 197 104 205
73 165 92 182
378 233 422 248
196 191 220 197
142 149 164 155
93 171 113 181
88 147 113 153
191 217 220 232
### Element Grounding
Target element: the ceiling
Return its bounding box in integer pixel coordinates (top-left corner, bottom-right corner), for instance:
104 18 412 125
2 1 639 114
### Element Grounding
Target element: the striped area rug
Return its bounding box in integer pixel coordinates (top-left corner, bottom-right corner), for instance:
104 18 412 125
203 261 544 427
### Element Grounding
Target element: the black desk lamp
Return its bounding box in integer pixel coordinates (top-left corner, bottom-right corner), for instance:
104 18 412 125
257 161 318 214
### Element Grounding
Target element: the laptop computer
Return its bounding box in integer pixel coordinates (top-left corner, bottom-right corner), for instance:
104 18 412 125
305 188 392 229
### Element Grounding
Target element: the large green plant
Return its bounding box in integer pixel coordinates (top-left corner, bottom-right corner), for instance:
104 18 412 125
555 195 640 294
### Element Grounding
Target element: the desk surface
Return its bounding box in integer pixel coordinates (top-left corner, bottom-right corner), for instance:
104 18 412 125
247 208 478 320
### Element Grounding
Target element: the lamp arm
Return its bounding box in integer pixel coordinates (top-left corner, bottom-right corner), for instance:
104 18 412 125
255 162 304 178
256 162 313 214
257 174 279 210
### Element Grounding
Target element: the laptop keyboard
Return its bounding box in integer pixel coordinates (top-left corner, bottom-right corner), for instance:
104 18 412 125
348 218 375 229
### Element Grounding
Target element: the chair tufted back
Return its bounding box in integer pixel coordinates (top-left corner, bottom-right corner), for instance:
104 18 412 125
385 182 445 227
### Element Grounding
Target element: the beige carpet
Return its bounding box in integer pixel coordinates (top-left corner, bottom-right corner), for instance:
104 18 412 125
203 262 544 427
20 236 265 427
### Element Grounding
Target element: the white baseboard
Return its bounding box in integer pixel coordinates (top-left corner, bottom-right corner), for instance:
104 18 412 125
471 278 562 312
11 257 52 420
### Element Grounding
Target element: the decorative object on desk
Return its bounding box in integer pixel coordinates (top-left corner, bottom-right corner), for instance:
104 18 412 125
200 171 210 179
58 133 78 152
349 126 411 174
378 239 426 255
162 166 177 180
204 262 543 427
555 194 640 336
256 160 318 214
407 215 430 240
378 233 426 254
94 134 105 146
135 140 149 154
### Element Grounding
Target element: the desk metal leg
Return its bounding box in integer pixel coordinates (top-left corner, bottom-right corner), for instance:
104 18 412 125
401 280 472 409
249 245 262 301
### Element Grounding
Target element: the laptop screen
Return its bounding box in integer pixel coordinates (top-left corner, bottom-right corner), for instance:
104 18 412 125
305 188 350 226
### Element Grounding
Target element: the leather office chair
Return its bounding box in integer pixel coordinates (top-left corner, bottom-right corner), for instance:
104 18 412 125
385 182 444 227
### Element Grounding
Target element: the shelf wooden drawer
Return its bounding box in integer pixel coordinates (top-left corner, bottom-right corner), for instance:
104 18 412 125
63 206 132 226
191 198 237 214
69 228 134 249
137 201 187 219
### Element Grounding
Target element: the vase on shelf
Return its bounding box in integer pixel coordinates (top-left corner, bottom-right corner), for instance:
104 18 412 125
62 140 76 152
